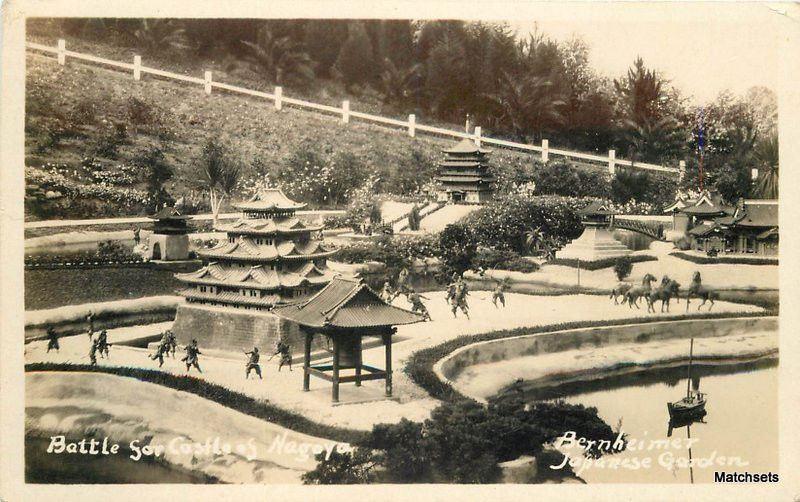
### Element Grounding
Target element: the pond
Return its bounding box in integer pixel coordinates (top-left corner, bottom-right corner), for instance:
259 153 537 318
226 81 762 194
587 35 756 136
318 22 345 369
25 436 219 484
496 360 778 484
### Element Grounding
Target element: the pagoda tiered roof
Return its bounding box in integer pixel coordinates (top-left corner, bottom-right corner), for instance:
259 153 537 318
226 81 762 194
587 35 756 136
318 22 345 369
233 188 306 212
443 139 492 155
436 139 496 194
197 238 336 262
215 216 322 235
176 262 333 290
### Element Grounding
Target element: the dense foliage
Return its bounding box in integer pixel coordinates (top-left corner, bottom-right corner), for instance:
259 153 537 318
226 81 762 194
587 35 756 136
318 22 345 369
303 398 620 484
464 194 584 254
27 19 778 208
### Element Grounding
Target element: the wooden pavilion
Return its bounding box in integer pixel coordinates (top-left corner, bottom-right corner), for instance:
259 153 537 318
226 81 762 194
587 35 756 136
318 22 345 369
273 276 425 403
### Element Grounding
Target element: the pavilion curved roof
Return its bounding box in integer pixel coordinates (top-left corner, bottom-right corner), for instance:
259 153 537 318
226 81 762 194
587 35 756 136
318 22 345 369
274 276 425 330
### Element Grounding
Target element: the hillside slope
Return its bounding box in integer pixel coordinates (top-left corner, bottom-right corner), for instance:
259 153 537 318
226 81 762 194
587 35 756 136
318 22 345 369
25 46 543 219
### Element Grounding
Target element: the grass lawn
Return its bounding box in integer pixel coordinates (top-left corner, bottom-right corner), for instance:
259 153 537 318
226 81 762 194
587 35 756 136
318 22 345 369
25 267 182 310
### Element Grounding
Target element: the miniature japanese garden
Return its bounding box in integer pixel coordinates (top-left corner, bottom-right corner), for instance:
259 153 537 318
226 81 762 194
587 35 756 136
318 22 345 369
23 18 778 485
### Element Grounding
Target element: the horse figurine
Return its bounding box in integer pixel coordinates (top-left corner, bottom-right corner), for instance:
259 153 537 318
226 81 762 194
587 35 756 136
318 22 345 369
610 283 633 305
624 273 657 309
686 271 719 311
647 278 681 313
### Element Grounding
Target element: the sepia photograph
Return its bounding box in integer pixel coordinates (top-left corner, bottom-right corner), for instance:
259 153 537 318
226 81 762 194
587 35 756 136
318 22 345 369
1 1 798 499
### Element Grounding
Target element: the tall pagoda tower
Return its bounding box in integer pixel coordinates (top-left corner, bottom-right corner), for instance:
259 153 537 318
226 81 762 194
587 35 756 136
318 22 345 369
171 189 337 352
435 138 495 203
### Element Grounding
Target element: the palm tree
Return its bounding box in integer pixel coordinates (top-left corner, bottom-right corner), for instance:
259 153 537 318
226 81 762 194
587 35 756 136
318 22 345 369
242 25 314 86
133 20 189 53
483 71 565 141
198 139 240 226
379 58 423 108
752 134 778 198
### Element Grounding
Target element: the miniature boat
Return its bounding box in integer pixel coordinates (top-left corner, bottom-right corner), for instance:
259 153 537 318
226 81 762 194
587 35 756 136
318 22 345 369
667 338 707 419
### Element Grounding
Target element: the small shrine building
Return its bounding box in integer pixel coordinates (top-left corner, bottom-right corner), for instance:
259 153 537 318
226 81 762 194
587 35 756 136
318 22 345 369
274 276 424 403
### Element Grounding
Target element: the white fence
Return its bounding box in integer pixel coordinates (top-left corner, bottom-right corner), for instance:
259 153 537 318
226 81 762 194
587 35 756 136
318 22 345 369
28 39 684 177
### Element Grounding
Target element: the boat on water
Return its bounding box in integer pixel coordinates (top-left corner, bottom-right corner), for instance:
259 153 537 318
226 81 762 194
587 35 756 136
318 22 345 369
667 338 707 419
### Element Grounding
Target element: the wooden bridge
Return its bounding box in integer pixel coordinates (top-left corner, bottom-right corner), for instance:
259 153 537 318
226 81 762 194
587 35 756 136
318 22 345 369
612 217 668 241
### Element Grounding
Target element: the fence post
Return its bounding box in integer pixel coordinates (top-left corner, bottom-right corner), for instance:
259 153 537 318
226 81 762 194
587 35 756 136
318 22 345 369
133 55 141 81
608 149 616 175
679 160 686 183
341 100 350 124
275 86 283 110
541 139 549 162
408 114 416 137
474 126 482 147
57 39 66 65
203 71 212 95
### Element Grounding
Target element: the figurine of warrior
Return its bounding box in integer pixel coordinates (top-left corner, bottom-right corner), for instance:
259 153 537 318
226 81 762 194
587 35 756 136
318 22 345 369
86 310 95 334
380 281 396 303
181 339 203 373
408 289 432 321
492 280 509 308
150 341 168 367
396 267 410 295
451 280 470 319
244 347 262 379
163 330 178 357
270 340 293 372
96 330 111 359
46 327 60 353
88 338 99 366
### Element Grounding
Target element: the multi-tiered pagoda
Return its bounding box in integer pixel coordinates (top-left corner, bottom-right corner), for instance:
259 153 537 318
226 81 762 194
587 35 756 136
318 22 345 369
175 189 337 309
170 189 338 354
435 138 495 203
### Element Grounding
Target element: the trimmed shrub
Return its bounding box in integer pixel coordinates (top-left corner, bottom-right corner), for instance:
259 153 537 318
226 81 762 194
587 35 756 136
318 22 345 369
613 256 634 280
547 255 657 271
669 252 778 266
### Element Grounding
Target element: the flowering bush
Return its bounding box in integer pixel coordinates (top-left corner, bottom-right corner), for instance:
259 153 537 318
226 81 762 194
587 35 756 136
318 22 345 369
465 194 584 254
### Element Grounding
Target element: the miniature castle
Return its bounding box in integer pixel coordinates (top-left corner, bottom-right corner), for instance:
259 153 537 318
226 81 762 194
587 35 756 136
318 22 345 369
171 189 337 352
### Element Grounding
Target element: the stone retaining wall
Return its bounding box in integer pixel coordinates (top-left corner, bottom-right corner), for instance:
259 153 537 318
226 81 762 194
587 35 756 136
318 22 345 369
438 316 776 381
172 303 327 353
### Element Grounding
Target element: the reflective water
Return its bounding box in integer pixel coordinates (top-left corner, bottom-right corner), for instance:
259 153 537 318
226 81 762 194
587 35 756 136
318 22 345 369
505 360 778 483
25 436 219 484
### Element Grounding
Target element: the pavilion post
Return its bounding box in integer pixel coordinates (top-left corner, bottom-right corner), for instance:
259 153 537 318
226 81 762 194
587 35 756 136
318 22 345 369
354 336 363 387
332 335 340 403
383 330 393 397
303 330 312 392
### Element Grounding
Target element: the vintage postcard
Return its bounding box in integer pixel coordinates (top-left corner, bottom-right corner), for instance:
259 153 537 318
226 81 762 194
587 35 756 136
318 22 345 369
1 1 799 500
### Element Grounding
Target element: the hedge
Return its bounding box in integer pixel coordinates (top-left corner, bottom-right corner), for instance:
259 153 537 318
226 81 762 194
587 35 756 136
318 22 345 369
546 255 657 271
404 312 776 404
25 363 369 445
669 252 778 266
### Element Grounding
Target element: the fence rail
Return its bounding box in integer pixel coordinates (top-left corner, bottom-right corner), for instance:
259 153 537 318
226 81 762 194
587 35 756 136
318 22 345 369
27 39 684 176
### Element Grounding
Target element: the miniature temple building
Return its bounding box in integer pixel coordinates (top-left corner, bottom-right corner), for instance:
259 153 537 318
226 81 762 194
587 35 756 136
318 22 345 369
171 189 338 352
556 201 632 261
146 206 192 261
665 192 777 256
274 277 425 403
664 192 733 235
435 138 495 203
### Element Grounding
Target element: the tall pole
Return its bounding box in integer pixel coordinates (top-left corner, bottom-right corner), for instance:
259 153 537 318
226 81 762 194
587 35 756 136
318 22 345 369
698 108 705 193
686 338 694 399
